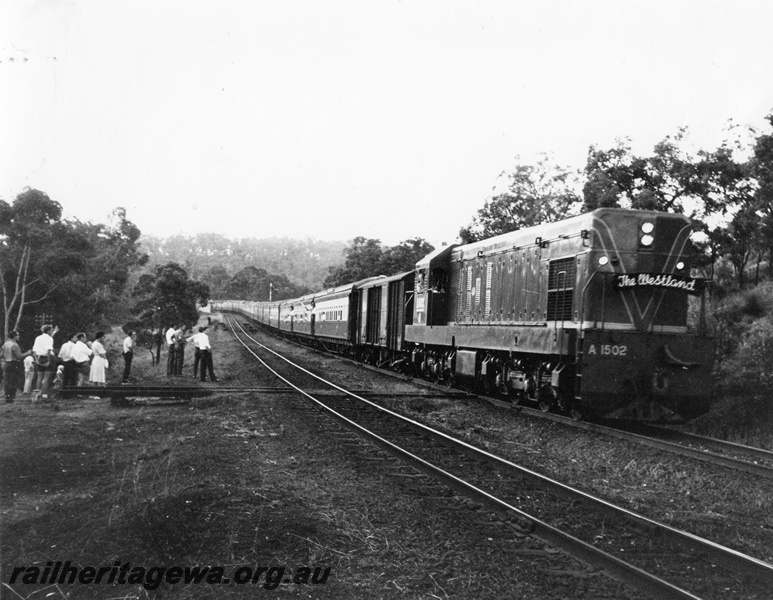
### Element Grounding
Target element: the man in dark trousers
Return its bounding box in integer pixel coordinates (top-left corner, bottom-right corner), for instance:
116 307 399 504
122 331 136 383
165 325 177 376
3 331 30 403
198 327 217 382
188 327 204 379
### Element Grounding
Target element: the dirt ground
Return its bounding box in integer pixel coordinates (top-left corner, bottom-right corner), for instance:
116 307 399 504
0 321 643 600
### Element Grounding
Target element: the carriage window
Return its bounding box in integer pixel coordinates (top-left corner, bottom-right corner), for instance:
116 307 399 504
547 257 576 321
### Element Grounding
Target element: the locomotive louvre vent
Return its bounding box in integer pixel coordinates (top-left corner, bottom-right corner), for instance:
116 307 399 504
485 262 493 318
547 257 576 321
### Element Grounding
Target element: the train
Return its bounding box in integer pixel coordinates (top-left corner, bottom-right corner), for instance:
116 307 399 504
214 208 713 422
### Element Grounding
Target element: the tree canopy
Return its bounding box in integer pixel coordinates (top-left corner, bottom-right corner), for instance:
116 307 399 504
0 189 146 340
323 237 435 288
459 155 582 243
131 262 210 329
221 266 310 301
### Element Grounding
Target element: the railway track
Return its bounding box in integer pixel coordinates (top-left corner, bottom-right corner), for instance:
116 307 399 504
263 319 773 481
610 421 773 471
227 316 773 600
497 404 773 481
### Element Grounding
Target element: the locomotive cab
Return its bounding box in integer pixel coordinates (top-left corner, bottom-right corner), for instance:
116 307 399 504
414 245 457 326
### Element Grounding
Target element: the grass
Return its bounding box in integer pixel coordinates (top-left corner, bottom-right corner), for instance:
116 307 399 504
3 318 645 599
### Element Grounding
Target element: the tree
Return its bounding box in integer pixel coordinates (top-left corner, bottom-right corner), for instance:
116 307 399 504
0 191 148 339
131 262 210 329
380 238 435 276
460 154 582 243
750 114 773 278
0 189 63 336
139 233 347 292
223 266 268 300
583 129 706 214
200 264 231 298
223 267 308 300
322 237 435 288
60 208 148 331
323 237 385 287
694 142 758 286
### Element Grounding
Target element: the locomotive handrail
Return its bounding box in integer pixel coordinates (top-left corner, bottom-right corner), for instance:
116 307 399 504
661 344 701 368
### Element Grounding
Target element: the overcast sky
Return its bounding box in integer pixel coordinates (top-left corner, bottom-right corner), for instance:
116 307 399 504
2 1 772 247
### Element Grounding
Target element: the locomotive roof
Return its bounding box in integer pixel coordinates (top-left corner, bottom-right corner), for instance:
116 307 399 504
453 208 691 258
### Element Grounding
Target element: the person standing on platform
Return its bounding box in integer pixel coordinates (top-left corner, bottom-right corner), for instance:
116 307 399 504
89 332 108 386
166 325 177 376
123 331 136 383
3 331 30 403
198 327 217 382
32 324 58 396
58 333 78 388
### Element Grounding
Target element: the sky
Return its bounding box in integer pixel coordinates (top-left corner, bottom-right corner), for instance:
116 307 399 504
2 1 772 248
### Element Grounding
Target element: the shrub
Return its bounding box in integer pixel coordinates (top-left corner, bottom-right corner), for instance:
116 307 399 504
712 284 773 357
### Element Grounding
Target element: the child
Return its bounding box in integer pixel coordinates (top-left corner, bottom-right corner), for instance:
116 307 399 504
23 354 35 394
53 365 65 391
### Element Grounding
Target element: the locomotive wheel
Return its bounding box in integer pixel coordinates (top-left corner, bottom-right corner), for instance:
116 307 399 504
538 385 557 412
508 389 523 405
568 402 584 421
443 372 456 389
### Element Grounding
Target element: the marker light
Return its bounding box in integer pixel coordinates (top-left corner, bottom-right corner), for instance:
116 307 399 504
641 222 654 233
676 261 685 270
598 256 609 266
640 234 654 247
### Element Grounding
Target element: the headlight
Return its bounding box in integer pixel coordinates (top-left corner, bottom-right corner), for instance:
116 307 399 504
641 222 654 233
640 234 654 247
598 256 609 266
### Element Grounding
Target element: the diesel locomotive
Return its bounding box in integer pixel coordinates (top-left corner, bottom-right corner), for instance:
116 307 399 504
215 208 713 421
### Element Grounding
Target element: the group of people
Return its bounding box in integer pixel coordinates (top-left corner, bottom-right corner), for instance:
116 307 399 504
2 325 112 403
2 320 218 404
165 324 217 382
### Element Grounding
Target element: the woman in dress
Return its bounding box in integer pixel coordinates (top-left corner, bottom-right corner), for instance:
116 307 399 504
89 332 108 386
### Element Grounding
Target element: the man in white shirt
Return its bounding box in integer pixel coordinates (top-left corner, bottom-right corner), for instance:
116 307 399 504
166 325 177 376
123 331 136 383
58 332 78 388
73 333 93 386
198 328 217 382
32 324 58 395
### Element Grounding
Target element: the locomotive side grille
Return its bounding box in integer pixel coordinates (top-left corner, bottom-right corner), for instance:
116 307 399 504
465 266 472 320
485 262 493 318
547 257 576 321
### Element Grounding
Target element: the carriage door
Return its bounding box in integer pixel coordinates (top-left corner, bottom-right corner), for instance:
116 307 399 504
366 287 381 344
